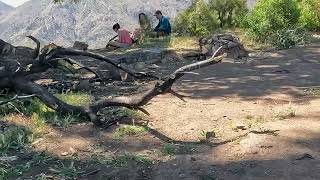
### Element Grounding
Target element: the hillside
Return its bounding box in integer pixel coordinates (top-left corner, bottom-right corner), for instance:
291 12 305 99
0 0 191 48
0 1 13 16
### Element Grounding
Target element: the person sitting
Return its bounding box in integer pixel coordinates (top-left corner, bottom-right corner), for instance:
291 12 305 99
107 23 133 48
131 13 152 43
154 10 172 37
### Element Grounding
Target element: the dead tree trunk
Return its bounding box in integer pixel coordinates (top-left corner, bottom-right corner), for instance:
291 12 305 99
0 37 225 125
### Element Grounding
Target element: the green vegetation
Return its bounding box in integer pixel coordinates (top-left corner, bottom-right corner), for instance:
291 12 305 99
0 152 55 179
243 115 267 128
242 0 310 48
307 88 320 96
174 0 219 36
174 0 246 36
55 92 92 107
92 153 151 167
0 126 31 156
0 91 93 179
173 0 318 49
162 143 177 156
244 0 300 41
208 0 248 28
299 0 320 31
49 161 84 179
268 27 310 48
108 154 152 167
113 125 148 139
135 36 198 50
275 106 297 120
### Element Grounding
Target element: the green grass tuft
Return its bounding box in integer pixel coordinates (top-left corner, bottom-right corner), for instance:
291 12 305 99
162 143 176 156
275 106 296 120
0 126 31 156
49 161 84 179
113 125 147 139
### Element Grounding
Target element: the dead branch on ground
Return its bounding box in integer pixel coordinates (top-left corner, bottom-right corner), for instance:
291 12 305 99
0 36 225 126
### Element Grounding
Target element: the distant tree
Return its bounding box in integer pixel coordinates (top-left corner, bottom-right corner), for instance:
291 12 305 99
174 0 219 36
208 0 248 28
298 0 320 31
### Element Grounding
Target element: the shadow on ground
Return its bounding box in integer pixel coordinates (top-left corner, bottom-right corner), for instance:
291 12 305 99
6 120 320 180
174 45 320 102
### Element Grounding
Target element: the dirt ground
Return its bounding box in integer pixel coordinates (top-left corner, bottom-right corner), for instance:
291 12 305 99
13 43 320 180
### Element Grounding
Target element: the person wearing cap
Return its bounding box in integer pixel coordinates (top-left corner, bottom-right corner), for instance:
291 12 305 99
107 23 133 48
154 10 172 36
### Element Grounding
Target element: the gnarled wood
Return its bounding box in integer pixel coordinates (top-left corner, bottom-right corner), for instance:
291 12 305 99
1 37 225 126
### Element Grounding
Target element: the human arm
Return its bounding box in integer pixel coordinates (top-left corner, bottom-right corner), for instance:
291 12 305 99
158 17 170 32
154 21 161 32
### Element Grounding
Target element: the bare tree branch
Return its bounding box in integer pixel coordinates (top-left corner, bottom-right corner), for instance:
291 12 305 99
49 48 159 80
0 94 36 106
1 37 226 127
26 36 40 59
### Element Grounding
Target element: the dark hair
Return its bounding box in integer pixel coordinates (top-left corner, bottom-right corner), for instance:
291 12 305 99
112 23 120 30
139 13 146 19
155 10 162 15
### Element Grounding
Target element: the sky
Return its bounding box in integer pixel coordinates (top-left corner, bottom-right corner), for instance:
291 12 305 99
0 0 30 7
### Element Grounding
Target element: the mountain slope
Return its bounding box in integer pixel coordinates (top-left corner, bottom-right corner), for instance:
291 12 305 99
0 0 191 48
0 1 13 16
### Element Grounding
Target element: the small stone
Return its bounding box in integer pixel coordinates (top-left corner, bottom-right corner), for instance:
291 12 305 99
69 147 76 155
148 64 161 69
61 152 68 156
206 131 216 139
94 82 101 86
135 62 146 70
76 80 91 91
73 41 89 51
235 121 247 130
190 157 197 161
295 153 314 160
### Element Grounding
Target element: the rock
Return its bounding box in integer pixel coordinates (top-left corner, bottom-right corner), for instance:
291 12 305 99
0 39 16 55
69 147 76 156
295 153 314 160
148 64 161 69
0 156 18 162
61 152 69 156
94 82 101 86
235 123 247 130
73 41 89 51
199 34 248 59
135 62 147 70
76 80 91 91
190 157 197 161
99 62 121 81
206 131 216 139
119 71 134 82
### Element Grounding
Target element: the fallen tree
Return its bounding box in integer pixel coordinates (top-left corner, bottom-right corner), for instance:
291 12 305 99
0 37 225 125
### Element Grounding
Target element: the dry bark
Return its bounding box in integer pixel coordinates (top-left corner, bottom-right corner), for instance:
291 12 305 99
0 37 225 125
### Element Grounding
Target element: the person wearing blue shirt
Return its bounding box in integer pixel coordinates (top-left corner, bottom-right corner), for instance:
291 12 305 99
154 10 172 37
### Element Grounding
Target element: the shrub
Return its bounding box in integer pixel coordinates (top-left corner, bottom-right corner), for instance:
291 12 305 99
244 0 301 42
208 0 248 28
174 0 219 36
298 0 320 31
174 0 247 36
268 27 311 48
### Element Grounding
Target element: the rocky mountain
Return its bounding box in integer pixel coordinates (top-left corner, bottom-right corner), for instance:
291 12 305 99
0 1 13 16
0 0 191 48
247 0 257 9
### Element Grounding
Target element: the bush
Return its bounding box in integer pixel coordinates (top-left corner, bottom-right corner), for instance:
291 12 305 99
174 0 219 36
174 0 247 36
268 27 311 48
244 0 301 42
298 0 320 31
208 0 248 27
